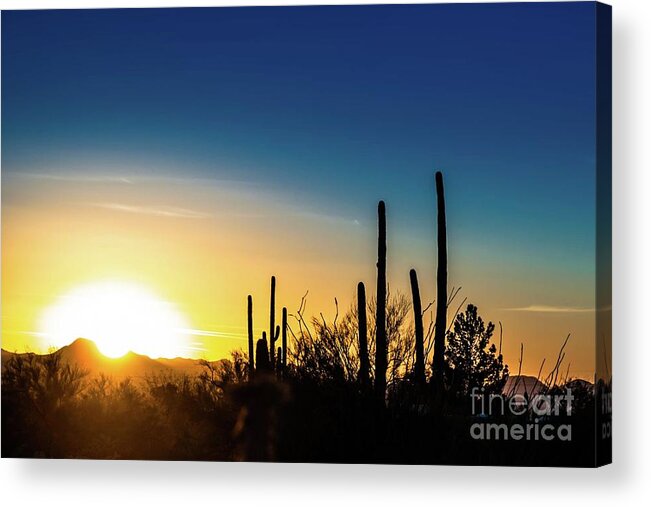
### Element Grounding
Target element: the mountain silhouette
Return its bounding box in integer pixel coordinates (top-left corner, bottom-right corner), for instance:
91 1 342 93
502 374 593 397
1 338 220 379
502 375 546 397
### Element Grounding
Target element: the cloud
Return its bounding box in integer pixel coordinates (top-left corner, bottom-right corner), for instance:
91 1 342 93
18 331 49 337
504 305 594 313
179 328 246 340
91 203 211 219
19 173 134 184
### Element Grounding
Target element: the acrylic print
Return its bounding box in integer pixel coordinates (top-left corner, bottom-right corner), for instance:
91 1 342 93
1 2 612 466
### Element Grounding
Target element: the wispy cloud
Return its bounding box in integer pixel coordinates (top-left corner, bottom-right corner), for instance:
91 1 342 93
504 305 593 313
19 173 134 184
289 210 363 227
183 346 208 352
179 328 246 340
16 171 359 225
12 171 264 188
91 203 211 219
18 331 49 337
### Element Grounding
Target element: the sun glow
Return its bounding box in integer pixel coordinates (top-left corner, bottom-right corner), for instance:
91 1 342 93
39 281 191 358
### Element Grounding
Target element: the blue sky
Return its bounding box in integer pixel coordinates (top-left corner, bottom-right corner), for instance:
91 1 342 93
2 3 600 374
2 3 596 250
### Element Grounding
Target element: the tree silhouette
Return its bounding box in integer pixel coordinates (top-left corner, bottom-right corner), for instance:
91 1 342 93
445 304 508 396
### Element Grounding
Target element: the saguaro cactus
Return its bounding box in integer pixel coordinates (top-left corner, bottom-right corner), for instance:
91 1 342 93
272 325 280 367
281 307 288 371
269 276 276 367
375 201 387 403
248 295 255 378
256 332 271 373
409 269 425 386
433 171 448 382
357 281 369 387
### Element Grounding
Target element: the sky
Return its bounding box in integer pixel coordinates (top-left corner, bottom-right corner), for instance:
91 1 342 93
2 3 599 378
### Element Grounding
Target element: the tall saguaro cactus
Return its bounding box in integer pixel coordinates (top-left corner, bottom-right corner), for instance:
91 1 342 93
357 282 369 387
269 276 276 367
433 171 448 383
247 295 255 379
375 201 387 403
409 269 425 386
281 307 288 372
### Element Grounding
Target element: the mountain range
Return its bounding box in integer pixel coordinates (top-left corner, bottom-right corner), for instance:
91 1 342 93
2 338 591 392
1 337 221 379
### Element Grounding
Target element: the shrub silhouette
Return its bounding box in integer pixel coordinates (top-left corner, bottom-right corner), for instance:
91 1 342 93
290 290 414 390
2 351 88 457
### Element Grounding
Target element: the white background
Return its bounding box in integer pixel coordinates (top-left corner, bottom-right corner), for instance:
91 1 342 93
1 0 649 504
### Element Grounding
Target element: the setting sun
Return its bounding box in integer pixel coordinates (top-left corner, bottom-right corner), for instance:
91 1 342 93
38 281 191 358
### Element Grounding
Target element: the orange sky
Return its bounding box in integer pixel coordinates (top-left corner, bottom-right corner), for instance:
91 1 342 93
1 169 596 379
